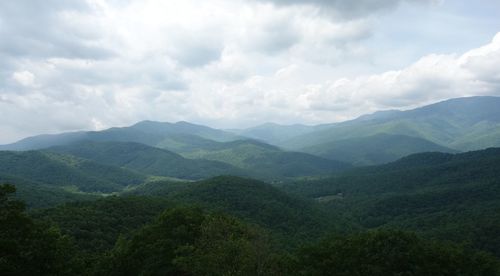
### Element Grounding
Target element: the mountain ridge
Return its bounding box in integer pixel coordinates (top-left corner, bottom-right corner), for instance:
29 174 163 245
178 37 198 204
2 96 499 167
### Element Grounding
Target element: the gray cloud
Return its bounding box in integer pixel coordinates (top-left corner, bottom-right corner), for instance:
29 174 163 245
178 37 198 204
0 0 115 60
165 33 223 67
253 0 432 19
0 0 497 144
247 19 300 54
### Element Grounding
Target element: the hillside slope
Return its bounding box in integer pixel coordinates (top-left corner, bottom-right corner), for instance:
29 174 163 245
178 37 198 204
0 121 240 151
281 96 500 152
0 173 98 208
0 150 146 193
303 133 456 166
181 139 351 179
282 147 500 256
229 122 320 145
48 141 248 180
138 176 354 243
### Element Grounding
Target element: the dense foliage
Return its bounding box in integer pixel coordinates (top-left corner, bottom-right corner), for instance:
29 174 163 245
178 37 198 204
0 150 145 193
32 196 172 253
0 173 98 208
295 230 500 275
283 148 500 257
0 184 80 275
97 207 282 275
3 184 499 275
167 176 354 244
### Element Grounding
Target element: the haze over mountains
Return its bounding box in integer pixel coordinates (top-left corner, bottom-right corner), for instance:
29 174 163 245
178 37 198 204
2 96 499 168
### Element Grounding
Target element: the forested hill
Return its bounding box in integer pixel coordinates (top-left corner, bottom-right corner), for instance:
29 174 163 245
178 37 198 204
34 176 350 252
280 96 500 152
282 147 500 256
48 141 248 180
160 176 351 242
302 133 456 165
0 150 146 193
3 177 499 275
0 120 240 151
49 140 351 180
231 96 499 165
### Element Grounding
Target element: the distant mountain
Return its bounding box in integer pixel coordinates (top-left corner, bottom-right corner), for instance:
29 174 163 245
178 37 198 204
154 133 264 154
302 133 456 166
50 140 349 180
0 132 88 151
281 96 500 152
0 121 240 151
177 139 351 179
0 150 146 193
48 141 248 180
3 96 499 168
283 147 500 256
229 122 320 145
129 120 240 142
263 96 500 164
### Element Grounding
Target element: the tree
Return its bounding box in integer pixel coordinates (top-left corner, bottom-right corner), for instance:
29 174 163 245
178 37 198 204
295 230 500 276
0 184 80 275
176 214 280 276
98 207 282 275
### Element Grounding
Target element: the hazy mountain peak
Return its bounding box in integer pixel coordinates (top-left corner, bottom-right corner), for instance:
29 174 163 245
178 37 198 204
355 110 403 121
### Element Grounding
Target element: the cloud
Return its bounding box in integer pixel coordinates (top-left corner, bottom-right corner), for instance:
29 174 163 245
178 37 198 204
179 32 500 127
302 32 500 116
0 0 115 60
0 0 498 143
252 0 438 19
12 71 35 87
164 31 224 67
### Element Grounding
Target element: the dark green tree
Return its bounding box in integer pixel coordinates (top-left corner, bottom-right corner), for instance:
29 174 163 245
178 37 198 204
176 214 281 276
0 184 80 275
295 230 500 276
98 207 282 276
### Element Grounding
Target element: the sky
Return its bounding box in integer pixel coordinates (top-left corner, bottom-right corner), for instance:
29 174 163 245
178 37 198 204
1 0 499 143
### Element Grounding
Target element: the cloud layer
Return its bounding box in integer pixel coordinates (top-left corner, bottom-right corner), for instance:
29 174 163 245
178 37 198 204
0 0 499 143
253 0 437 19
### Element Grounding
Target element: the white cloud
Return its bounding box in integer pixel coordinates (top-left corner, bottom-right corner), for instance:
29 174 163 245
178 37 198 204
302 32 500 117
0 0 499 143
12 71 35 87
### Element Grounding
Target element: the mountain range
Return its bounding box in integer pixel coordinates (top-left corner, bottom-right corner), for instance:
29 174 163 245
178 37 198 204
0 96 500 169
273 96 500 164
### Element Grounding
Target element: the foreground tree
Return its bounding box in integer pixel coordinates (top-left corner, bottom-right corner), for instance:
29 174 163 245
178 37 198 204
295 230 500 276
0 184 80 275
97 207 282 275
